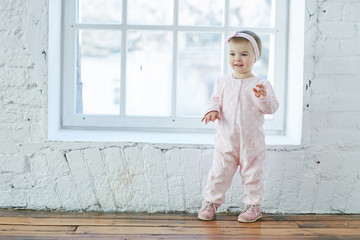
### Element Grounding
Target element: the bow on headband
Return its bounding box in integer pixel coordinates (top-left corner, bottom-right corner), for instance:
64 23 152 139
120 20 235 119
225 31 260 61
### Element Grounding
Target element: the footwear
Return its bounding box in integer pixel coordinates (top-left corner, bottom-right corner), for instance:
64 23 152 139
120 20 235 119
238 205 262 223
198 201 218 221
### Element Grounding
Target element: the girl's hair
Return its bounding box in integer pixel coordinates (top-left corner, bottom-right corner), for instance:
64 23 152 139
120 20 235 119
229 30 262 57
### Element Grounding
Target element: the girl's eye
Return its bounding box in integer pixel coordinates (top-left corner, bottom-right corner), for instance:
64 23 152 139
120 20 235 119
241 53 248 57
230 53 235 56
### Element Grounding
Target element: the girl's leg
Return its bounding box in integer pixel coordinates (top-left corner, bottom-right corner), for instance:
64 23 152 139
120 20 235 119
203 147 239 205
239 149 266 206
237 134 266 223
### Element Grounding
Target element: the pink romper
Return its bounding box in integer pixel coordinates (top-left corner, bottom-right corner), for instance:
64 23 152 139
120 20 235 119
204 74 279 206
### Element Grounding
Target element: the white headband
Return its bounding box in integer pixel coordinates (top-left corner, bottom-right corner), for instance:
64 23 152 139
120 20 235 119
225 31 260 61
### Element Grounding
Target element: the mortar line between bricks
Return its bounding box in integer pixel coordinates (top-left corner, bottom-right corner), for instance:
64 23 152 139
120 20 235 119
100 148 120 211
160 149 171 211
344 177 359 213
54 181 65 210
63 153 84 210
276 151 286 211
119 147 134 210
180 149 187 211
141 147 152 212
53 154 71 210
199 151 204 206
81 149 103 211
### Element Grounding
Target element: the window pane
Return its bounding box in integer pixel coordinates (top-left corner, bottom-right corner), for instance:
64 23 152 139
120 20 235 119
253 34 271 82
126 31 172 116
78 0 122 23
229 0 273 27
127 0 173 25
179 0 223 26
77 30 121 115
177 33 222 117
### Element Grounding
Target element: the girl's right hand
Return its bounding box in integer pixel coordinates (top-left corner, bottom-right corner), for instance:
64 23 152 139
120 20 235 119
201 111 220 124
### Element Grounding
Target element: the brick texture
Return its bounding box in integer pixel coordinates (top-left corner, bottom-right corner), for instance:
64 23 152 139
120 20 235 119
0 0 360 214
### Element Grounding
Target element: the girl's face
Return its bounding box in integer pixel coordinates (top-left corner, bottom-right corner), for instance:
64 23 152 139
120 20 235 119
228 39 256 79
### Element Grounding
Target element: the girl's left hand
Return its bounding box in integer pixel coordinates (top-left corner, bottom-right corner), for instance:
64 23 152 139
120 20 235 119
253 84 267 98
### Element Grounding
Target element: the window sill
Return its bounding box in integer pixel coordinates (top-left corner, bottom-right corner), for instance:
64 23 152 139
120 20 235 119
49 128 301 146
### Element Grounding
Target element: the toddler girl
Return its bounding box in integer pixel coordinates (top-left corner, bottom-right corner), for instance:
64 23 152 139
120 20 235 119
198 30 279 222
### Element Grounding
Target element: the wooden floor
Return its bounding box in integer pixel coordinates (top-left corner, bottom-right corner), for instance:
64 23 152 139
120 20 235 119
0 210 359 239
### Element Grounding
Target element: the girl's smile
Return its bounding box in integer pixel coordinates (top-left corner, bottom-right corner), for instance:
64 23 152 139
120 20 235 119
234 62 244 67
228 40 256 79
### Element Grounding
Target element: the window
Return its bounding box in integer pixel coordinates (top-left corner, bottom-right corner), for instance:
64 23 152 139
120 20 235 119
61 0 288 134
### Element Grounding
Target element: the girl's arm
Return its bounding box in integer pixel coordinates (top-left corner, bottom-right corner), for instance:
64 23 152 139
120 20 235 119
204 77 221 116
252 80 279 114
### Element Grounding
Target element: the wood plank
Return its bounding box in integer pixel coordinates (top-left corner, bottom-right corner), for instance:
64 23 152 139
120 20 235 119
0 217 298 228
263 214 360 221
0 210 200 219
75 226 360 236
96 236 359 240
0 224 76 232
1 210 359 221
2 212 360 222
1 210 360 239
0 211 231 221
0 211 236 221
0 234 359 240
0 231 75 237
296 220 360 228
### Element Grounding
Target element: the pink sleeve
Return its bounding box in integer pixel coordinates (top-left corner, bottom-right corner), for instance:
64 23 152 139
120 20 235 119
204 77 221 115
254 80 279 114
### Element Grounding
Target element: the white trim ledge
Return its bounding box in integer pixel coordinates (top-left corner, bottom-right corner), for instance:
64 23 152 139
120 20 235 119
49 128 300 146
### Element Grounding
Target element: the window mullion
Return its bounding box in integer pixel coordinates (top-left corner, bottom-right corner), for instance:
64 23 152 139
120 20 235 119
224 0 230 28
62 0 78 126
72 24 277 34
223 0 230 76
171 0 179 121
120 0 127 117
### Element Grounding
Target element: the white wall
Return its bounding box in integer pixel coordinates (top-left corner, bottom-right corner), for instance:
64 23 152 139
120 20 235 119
0 0 360 213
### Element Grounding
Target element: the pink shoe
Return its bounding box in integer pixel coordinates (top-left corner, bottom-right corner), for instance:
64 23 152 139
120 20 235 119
198 201 219 221
238 205 262 223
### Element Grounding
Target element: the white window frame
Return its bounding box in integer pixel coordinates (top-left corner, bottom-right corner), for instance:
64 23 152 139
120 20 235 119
61 0 286 132
49 0 304 145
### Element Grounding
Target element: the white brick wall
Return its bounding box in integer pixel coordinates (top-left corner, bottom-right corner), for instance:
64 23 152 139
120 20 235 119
1 0 360 214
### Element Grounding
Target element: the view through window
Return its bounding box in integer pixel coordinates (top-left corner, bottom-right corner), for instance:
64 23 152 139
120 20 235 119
62 0 285 132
